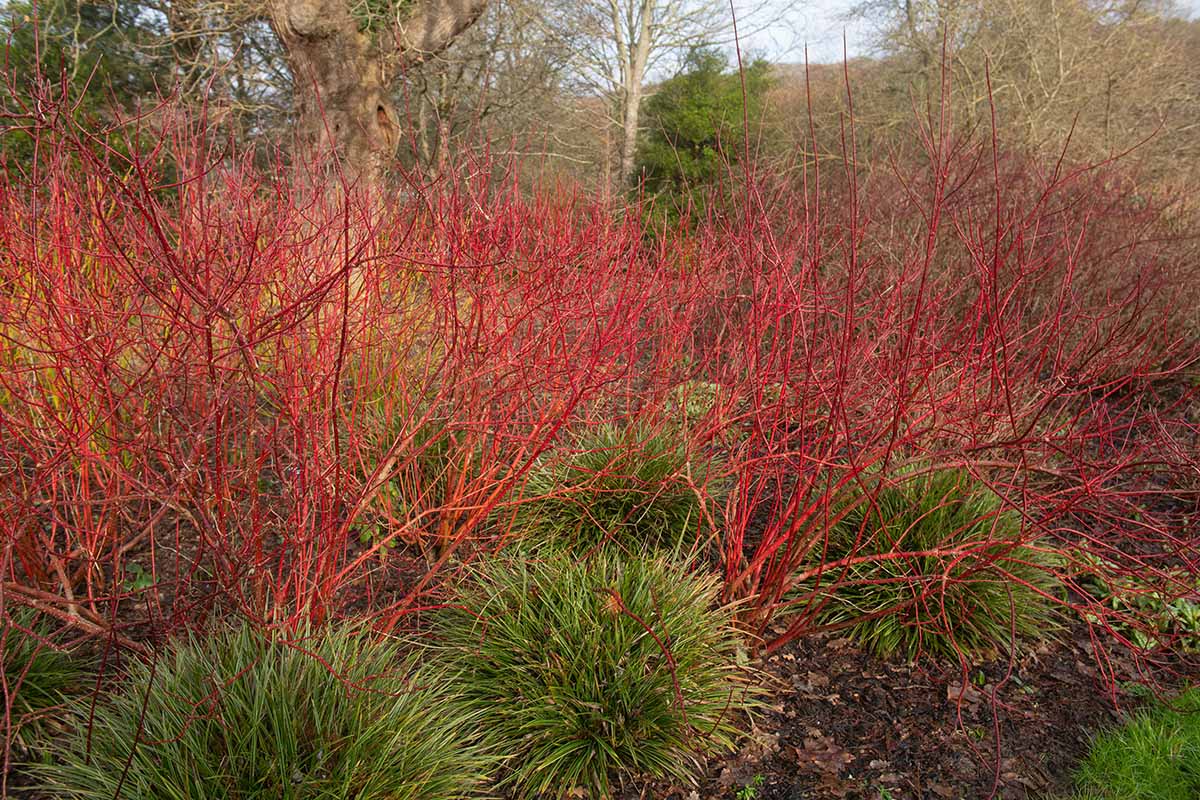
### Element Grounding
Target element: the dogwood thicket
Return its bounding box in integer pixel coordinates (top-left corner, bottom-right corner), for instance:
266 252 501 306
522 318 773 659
2 64 1198 774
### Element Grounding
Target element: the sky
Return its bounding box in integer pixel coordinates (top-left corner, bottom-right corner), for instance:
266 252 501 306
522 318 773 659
736 0 1200 65
736 0 873 64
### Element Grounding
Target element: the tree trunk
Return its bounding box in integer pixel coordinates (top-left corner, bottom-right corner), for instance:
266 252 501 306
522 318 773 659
269 0 488 186
618 83 642 187
615 0 654 188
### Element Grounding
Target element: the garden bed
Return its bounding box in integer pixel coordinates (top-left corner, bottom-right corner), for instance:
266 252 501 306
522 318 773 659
8 622 1185 800
662 624 1135 800
3 64 1199 800
620 621 1198 800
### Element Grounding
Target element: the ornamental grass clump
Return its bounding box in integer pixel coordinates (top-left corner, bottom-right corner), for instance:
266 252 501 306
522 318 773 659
806 467 1061 661
437 548 749 799
514 422 717 553
355 401 483 555
37 624 491 800
2 610 88 747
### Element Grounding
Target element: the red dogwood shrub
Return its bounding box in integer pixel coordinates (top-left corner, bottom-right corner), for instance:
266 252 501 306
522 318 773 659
1 53 1197 779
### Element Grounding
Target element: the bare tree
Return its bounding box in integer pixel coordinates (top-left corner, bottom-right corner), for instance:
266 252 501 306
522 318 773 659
28 0 490 178
847 0 1200 180
395 0 575 177
545 0 792 191
264 0 488 183
143 0 292 141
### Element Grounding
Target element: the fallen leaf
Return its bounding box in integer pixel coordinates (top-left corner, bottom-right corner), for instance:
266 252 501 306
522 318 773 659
815 771 855 798
946 682 984 710
793 730 854 775
738 724 780 761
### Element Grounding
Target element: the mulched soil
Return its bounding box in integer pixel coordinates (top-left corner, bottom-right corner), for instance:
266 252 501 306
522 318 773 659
624 622 1171 800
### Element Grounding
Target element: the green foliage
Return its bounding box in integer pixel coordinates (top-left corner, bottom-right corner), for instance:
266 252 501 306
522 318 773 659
1067 688 1200 800
1 1 171 165
1074 552 1200 653
37 624 491 800
436 548 750 799
2 610 87 745
512 422 717 553
804 467 1061 661
735 773 766 800
351 379 486 555
670 378 722 422
636 46 773 226
350 0 413 34
123 561 154 593
360 413 453 545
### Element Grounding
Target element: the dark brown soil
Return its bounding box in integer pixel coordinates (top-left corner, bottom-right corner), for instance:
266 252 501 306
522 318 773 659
624 623 1148 800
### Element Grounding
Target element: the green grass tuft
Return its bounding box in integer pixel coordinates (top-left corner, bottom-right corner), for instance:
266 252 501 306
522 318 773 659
353 392 484 550
436 548 750 798
804 467 1061 661
2 609 88 747
512 422 717 553
1067 688 1200 800
37 623 492 800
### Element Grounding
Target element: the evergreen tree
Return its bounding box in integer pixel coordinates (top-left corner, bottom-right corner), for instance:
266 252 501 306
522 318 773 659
635 46 772 225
